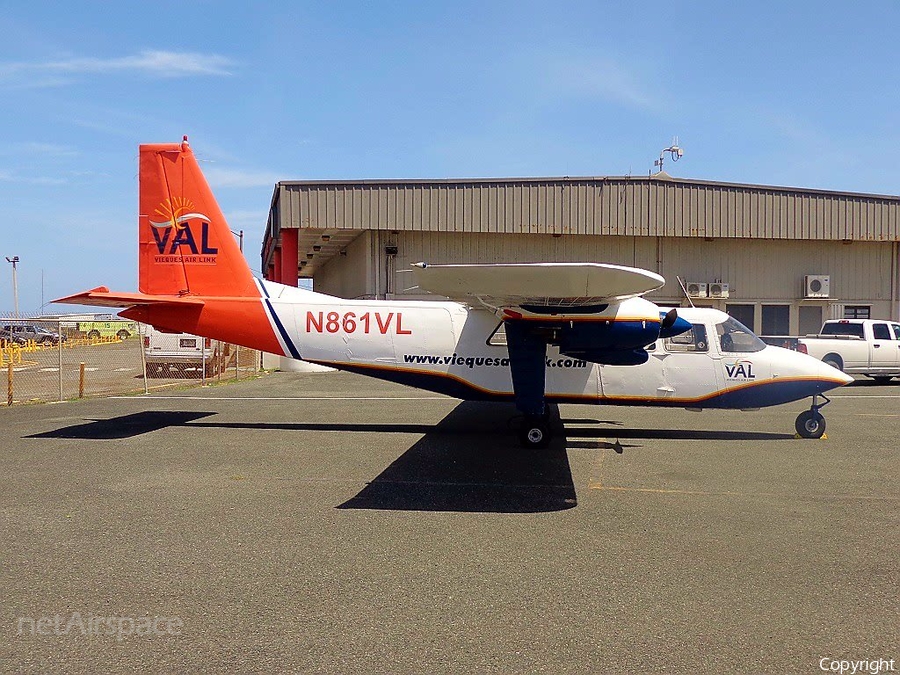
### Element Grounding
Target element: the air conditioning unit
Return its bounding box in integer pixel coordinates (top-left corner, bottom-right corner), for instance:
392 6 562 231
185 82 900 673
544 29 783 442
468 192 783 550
804 275 830 298
709 282 730 299
686 282 708 298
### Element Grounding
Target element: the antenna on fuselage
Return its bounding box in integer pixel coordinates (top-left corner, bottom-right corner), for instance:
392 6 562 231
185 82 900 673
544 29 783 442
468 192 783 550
675 276 695 308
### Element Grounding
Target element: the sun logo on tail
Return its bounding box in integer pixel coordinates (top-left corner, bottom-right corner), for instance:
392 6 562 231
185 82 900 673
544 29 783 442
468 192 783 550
149 197 209 229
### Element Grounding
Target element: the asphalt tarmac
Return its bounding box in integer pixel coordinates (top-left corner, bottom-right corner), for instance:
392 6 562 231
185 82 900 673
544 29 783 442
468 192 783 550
1 371 897 674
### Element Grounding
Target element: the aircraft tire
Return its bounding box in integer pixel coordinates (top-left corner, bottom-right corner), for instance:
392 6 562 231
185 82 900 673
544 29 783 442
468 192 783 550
519 417 551 449
795 410 826 439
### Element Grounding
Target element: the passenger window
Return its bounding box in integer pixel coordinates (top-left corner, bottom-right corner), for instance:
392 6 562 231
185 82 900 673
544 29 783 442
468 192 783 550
487 322 507 346
892 324 900 340
873 324 891 340
664 324 708 353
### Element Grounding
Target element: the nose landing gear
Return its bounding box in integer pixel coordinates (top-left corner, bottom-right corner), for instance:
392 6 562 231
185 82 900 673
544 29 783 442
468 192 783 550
795 394 830 439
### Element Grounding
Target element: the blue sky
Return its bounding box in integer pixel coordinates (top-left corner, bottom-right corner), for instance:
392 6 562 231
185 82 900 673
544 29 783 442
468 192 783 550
1 2 899 315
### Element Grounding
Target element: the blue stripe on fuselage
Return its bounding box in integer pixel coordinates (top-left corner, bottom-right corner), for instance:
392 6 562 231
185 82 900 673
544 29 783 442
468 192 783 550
690 378 842 408
256 280 301 359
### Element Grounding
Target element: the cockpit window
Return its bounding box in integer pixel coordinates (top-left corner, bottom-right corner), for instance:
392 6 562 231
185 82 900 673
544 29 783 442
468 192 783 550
664 324 708 353
716 317 766 353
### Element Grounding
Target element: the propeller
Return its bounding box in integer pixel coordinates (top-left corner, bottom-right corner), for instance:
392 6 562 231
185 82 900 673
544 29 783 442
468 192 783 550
658 308 692 338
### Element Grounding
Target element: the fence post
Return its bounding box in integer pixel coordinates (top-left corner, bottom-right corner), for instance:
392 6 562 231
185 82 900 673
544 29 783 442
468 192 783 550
58 319 63 402
7 362 12 406
139 323 149 395
78 362 85 398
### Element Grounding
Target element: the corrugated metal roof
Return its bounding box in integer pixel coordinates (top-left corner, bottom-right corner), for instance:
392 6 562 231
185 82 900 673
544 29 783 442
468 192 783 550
263 173 900 274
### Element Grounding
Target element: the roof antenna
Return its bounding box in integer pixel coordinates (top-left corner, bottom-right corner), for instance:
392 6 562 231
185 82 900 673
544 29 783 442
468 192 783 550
653 137 684 175
676 275 695 308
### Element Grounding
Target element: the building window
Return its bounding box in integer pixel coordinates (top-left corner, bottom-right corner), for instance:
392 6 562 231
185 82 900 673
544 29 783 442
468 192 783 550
726 304 755 333
844 305 871 319
761 305 790 335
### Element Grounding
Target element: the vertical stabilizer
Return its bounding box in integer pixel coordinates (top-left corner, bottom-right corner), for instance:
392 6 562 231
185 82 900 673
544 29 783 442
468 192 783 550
139 139 257 298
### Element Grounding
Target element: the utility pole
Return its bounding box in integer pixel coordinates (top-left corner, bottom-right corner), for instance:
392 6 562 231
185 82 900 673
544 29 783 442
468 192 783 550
5 256 19 319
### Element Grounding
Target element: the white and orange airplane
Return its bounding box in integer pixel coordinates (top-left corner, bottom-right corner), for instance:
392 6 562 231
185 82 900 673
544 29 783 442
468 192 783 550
57 139 853 447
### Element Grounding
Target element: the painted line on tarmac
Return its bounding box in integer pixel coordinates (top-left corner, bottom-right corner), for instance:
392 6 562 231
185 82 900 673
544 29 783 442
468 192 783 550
589 485 899 500
833 394 900 398
109 395 450 401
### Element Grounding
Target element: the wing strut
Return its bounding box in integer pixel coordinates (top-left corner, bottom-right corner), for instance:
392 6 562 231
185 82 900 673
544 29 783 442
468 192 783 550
505 321 555 448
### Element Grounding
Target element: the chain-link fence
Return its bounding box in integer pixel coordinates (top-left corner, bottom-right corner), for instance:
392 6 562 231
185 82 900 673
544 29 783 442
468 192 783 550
1 318 262 406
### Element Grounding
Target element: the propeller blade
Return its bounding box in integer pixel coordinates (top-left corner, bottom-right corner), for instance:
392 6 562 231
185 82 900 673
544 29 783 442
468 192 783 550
662 308 678 329
659 309 692 338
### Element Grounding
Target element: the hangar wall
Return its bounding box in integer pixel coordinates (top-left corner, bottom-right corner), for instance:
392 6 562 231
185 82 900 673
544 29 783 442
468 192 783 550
262 173 900 331
316 229 897 335
315 231 373 300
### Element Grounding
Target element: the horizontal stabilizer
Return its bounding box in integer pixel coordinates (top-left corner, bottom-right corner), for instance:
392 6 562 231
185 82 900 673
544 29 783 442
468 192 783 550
54 287 206 309
412 262 665 310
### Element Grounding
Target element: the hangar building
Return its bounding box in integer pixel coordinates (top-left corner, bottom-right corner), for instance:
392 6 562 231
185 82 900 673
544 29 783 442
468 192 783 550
261 172 900 336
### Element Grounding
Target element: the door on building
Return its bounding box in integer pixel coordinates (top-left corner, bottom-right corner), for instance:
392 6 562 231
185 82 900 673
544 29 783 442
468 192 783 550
761 304 790 336
798 305 823 336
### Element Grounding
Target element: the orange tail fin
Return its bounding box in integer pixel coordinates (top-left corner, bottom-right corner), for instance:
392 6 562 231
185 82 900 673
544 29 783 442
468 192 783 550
139 139 256 298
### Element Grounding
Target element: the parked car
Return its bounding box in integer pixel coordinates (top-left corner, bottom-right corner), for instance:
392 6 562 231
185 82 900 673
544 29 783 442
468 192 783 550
143 326 228 377
798 319 900 383
0 327 27 345
1 324 65 345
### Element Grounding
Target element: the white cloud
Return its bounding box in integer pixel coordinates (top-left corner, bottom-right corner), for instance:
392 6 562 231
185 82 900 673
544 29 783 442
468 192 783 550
544 56 657 111
0 50 235 84
0 172 67 185
224 210 269 230
0 142 78 158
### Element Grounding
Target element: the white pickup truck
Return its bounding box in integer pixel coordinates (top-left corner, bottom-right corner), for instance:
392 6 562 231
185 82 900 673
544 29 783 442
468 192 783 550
799 319 900 383
143 326 229 378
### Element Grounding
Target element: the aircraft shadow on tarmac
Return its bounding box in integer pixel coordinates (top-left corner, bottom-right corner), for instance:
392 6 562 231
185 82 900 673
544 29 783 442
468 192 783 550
28 404 793 513
337 402 578 514
335 404 794 513
27 411 217 440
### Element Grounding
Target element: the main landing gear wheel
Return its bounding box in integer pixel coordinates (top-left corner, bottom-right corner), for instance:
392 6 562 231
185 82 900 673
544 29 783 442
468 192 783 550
519 414 552 449
795 410 826 439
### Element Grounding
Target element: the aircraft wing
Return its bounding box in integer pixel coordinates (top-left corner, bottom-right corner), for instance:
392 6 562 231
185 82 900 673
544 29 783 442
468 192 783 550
54 286 205 308
411 262 665 310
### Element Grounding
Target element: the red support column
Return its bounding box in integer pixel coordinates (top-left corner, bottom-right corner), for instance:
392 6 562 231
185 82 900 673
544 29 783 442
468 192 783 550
280 229 299 287
273 248 282 284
